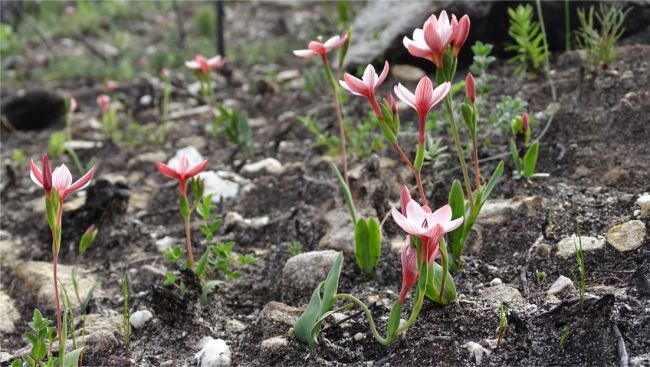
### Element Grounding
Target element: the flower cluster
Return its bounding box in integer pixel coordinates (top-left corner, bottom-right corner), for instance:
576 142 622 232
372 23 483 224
403 11 470 68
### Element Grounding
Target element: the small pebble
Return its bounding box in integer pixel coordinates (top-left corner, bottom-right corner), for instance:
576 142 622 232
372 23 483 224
354 332 365 341
129 310 153 329
490 278 503 286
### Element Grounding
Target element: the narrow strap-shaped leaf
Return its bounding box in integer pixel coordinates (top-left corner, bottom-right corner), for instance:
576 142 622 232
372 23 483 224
481 161 504 206
330 163 357 223
386 302 402 341
447 180 465 259
523 141 539 178
425 262 457 305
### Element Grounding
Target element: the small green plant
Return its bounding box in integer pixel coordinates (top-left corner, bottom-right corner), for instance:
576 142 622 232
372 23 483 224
162 189 253 305
574 222 586 314
469 41 496 96
505 4 546 76
348 113 386 159
11 149 27 168
423 136 450 172
510 113 540 179
12 309 83 367
47 132 67 159
497 300 508 348
354 217 382 275
560 325 571 351
120 271 130 354
211 106 253 157
288 241 303 256
488 95 534 133
536 270 546 283
576 4 630 70
298 115 341 156
194 6 216 41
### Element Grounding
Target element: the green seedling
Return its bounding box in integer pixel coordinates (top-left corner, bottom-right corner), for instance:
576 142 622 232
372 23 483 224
505 4 546 76
560 325 571 351
576 4 630 70
288 241 303 256
120 271 130 354
536 270 546 283
497 300 508 349
574 221 586 314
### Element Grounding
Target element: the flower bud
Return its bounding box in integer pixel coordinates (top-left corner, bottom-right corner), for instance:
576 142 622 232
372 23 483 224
41 153 52 192
465 72 475 103
387 93 397 116
522 112 529 132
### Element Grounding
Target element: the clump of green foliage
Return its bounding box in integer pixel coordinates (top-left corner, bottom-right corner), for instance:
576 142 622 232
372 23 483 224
576 4 630 70
162 191 256 305
505 4 546 76
469 41 496 96
211 106 253 157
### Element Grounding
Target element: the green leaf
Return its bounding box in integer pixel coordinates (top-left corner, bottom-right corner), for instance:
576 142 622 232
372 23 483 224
447 180 466 259
79 228 98 254
80 284 96 315
179 195 191 219
414 143 425 171
31 338 46 361
386 302 402 341
294 252 344 347
510 140 523 174
481 161 504 207
354 218 381 274
62 347 84 367
523 141 539 178
330 163 357 223
195 249 210 277
424 262 457 305
200 280 224 306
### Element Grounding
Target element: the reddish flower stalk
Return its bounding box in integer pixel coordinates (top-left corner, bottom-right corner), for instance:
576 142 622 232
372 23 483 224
294 32 350 186
155 156 208 268
30 154 95 347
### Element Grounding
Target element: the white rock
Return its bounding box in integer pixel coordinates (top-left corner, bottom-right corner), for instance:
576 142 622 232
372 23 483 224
0 288 20 334
260 336 288 352
177 135 207 150
130 151 167 165
224 211 269 229
129 310 153 329
477 196 542 225
155 236 178 252
242 158 284 175
14 261 104 307
353 332 365 341
547 275 575 295
390 64 426 82
636 193 650 218
607 220 646 252
0 238 22 264
282 250 339 292
318 207 357 254
462 341 490 365
195 338 232 367
225 319 246 333
556 235 605 259
489 278 502 286
478 284 525 310
168 146 204 168
199 171 251 202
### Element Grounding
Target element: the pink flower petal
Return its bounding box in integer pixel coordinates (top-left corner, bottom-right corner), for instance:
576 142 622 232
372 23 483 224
342 73 369 96
429 204 452 224
444 217 464 233
406 200 427 228
400 185 411 215
415 76 434 115
64 166 95 197
51 165 72 192
394 83 416 110
362 64 377 89
185 60 200 69
156 162 181 181
431 82 451 108
376 61 390 88
30 160 44 188
323 35 341 49
391 208 425 236
185 159 209 178
177 156 189 175
293 49 318 58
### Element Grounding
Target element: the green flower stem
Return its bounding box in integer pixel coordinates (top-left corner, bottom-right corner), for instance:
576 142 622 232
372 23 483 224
183 214 195 269
334 293 390 345
471 133 481 190
50 200 64 348
438 239 450 300
444 95 474 210
321 56 349 187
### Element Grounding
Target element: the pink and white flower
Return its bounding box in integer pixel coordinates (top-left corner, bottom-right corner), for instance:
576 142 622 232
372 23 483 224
394 77 450 144
69 97 78 113
339 61 389 99
155 156 208 195
106 80 118 92
31 156 95 200
185 54 225 75
97 94 110 114
403 11 470 67
451 14 470 56
293 32 348 59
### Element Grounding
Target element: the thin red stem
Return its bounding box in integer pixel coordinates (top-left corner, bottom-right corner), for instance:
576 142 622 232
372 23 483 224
321 55 349 188
53 205 63 347
392 143 428 208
